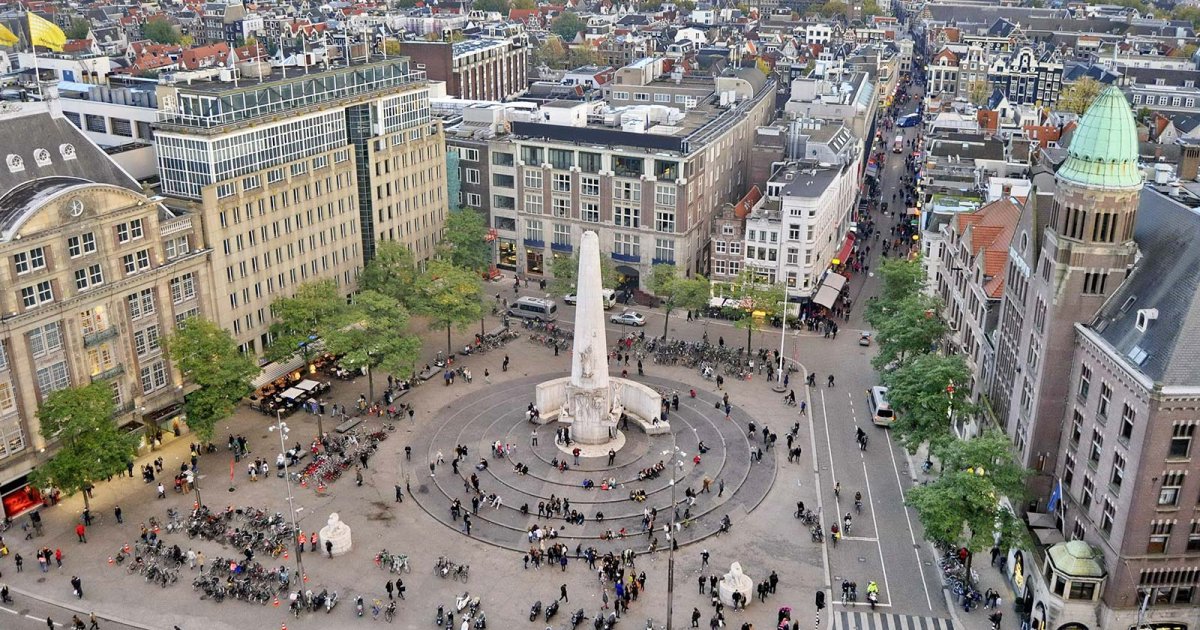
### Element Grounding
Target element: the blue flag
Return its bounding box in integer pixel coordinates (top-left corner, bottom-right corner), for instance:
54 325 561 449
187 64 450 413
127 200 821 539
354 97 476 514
1047 478 1062 513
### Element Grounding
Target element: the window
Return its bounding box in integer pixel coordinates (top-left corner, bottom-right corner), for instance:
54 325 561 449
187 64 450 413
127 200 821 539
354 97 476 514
614 233 640 258
552 223 571 246
579 152 602 173
128 289 155 319
1078 365 1091 400
28 322 63 357
552 173 571 193
1100 499 1115 535
788 226 801 241
36 361 70 397
140 360 168 394
581 202 599 223
655 209 675 233
552 198 570 218
1089 429 1103 465
1098 382 1111 418
523 169 542 189
459 147 480 162
1169 423 1194 459
267 168 283 183
1188 522 1200 552
174 308 199 328
1147 522 1173 553
133 325 161 358
67 232 96 258
21 280 54 308
170 273 196 304
548 149 573 170
614 180 640 202
713 260 728 276
524 193 543 215
492 152 514 167
463 168 480 184
87 345 116 376
116 219 144 243
654 238 674 263
1063 451 1076 487
13 247 46 274
715 241 727 254
1067 581 1096 601
0 381 13 414
520 146 543 165
290 162 307 177
612 91 629 100
614 205 640 228
654 93 670 103
525 220 543 243
311 155 328 170
1119 403 1135 442
655 184 677 207
243 175 261 191
73 264 104 291
122 250 151 275
613 156 644 178
165 236 190 259
1110 452 1125 491
633 92 650 102
1158 472 1184 506
465 192 482 207
787 248 799 265
85 114 106 133
1070 409 1083 446
580 176 600 197
728 242 742 255
492 173 515 188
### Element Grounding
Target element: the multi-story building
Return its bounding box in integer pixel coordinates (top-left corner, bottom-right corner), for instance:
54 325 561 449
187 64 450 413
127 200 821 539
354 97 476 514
449 62 775 286
987 46 1063 107
152 57 448 354
397 36 528 102
0 91 210 518
1127 83 1200 115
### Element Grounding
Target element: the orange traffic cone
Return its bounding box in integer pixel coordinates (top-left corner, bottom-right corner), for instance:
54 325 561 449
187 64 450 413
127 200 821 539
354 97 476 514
281 623 287 630
283 551 289 559
302 573 309 583
108 556 114 564
273 597 280 607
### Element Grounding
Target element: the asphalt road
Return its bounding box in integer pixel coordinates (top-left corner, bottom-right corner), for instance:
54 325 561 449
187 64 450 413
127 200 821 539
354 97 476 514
0 593 142 630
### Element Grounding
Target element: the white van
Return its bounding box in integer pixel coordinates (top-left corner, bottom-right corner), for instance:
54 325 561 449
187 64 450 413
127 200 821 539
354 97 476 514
508 296 558 321
867 386 895 426
564 289 617 309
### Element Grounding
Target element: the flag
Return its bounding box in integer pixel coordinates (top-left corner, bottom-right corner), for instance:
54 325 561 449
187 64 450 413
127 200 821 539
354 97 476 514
0 23 18 47
1047 478 1062 513
28 12 66 52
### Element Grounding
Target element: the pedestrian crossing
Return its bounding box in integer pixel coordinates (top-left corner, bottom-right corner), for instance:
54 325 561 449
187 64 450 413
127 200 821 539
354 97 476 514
834 610 955 630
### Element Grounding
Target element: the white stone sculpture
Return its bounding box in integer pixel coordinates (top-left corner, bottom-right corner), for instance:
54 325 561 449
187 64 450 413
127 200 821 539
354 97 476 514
718 562 754 608
565 232 617 444
318 512 353 557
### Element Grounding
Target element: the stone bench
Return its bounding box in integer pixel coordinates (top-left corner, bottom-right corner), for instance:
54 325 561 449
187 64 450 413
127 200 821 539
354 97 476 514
335 416 363 434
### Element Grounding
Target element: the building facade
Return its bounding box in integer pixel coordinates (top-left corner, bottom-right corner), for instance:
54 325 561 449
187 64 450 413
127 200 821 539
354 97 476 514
152 58 448 354
397 37 528 102
0 95 209 518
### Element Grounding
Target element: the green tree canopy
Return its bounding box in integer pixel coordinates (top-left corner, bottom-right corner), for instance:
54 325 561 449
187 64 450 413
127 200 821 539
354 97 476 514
869 293 947 371
814 0 849 18
649 264 711 339
323 290 421 402
532 38 568 68
167 318 259 443
66 19 90 40
548 252 619 296
511 0 536 8
727 269 786 352
567 46 601 69
473 0 512 14
861 0 883 16
360 241 422 309
142 18 181 45
29 383 136 511
265 280 346 364
414 260 485 358
905 468 1026 558
1057 77 1103 115
440 209 491 274
868 256 926 310
882 352 975 453
551 12 587 41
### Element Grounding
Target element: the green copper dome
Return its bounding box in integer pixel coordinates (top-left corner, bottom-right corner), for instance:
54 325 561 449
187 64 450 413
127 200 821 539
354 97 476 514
1056 86 1142 189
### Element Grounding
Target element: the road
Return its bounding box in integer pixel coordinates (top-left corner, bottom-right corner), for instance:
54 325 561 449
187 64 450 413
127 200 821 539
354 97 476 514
0 592 142 630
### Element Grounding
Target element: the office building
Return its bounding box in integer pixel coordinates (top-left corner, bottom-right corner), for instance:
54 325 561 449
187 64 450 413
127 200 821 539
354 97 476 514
398 37 528 102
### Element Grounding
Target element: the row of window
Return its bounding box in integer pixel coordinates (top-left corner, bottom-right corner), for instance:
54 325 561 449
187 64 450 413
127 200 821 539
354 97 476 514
1132 93 1197 108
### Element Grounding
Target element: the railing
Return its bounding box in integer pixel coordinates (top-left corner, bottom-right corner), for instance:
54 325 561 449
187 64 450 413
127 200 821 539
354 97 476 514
524 238 545 248
652 258 676 266
83 327 119 348
91 365 125 382
159 216 193 237
551 241 573 252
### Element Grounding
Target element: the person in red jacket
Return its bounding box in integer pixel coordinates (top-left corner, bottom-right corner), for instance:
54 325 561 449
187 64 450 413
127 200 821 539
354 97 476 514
75 523 86 544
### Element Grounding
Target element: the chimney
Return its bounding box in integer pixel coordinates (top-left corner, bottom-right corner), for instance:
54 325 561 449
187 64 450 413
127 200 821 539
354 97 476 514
1179 142 1200 182
42 79 64 119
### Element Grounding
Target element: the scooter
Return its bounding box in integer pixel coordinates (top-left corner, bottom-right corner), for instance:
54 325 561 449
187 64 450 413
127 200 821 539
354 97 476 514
570 609 586 627
326 591 338 613
356 596 365 618
455 592 472 612
868 591 878 610
545 600 559 622
435 604 443 626
602 612 619 629
473 612 487 628
446 611 454 630
529 601 542 621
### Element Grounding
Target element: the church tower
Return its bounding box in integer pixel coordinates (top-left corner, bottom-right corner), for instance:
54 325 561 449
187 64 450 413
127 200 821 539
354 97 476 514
1002 87 1142 499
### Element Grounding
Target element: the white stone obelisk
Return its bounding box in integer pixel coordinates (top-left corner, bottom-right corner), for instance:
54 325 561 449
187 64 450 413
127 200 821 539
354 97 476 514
565 231 616 444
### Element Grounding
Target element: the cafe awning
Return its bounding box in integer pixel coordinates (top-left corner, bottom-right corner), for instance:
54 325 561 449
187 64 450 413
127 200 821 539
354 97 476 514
832 232 856 266
813 273 848 309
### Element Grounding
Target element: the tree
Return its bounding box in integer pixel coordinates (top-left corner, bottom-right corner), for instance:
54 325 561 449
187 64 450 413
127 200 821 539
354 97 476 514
440 209 491 274
816 0 850 18
649 264 711 339
533 38 568 69
66 19 90 40
1057 78 1103 115
360 241 421 310
567 46 601 69
967 81 991 107
472 0 512 14
29 383 136 511
867 257 926 310
265 280 346 365
551 12 587 42
1174 4 1200 29
323 291 421 403
882 353 975 454
869 293 947 371
414 261 484 359
1171 43 1198 59
861 0 883 16
728 269 786 352
142 19 181 45
548 252 619 297
166 318 259 443
394 0 420 7
384 39 402 55
512 0 537 8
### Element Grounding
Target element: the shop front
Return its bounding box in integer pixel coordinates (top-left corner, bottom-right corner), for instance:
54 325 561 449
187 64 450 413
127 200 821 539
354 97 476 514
525 248 544 275
497 239 517 271
0 475 41 519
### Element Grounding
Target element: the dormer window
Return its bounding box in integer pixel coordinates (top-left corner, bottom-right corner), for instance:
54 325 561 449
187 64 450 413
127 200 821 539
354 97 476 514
1135 308 1158 332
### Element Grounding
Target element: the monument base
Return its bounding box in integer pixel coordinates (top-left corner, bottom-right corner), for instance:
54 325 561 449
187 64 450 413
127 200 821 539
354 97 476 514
554 431 626 457
535 376 668 437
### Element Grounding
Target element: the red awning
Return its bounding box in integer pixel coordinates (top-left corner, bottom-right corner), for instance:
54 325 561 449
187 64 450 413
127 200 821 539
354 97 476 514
833 232 856 265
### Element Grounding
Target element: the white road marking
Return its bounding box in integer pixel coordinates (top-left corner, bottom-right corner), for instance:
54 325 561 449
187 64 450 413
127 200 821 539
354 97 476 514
885 428 934 610
862 459 892 607
803 364 833 630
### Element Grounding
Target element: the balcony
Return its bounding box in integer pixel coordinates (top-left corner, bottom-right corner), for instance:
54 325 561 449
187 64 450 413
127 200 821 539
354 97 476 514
91 364 125 382
83 326 118 348
612 252 641 263
160 216 193 237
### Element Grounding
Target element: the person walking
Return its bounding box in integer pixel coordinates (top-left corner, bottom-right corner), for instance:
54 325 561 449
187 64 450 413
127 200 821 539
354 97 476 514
14 553 22 572
71 575 83 598
484 369 490 384
75 523 87 543
394 578 405 600
156 482 165 499
691 607 702 628
325 540 333 558
88 612 100 629
559 584 568 602
385 579 394 600
113 506 123 524
395 484 404 503
699 574 706 594
55 548 63 568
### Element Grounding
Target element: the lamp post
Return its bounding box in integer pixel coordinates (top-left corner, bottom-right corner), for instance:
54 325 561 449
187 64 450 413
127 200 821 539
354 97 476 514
662 444 687 630
775 293 794 389
270 411 306 596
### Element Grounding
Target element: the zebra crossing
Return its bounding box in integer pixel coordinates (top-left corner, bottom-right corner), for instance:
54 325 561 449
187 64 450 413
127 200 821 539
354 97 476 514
834 610 956 630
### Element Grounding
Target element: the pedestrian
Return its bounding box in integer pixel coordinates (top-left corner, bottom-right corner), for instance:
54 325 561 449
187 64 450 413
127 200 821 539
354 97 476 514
55 548 63 568
114 505 123 524
46 618 53 630
75 523 87 543
395 578 405 600
990 546 1001 566
718 479 724 496
484 369 490 384
386 580 394 599
769 570 779 593
531 429 538 446
699 574 706 594
89 612 100 630
71 575 83 598
156 482 165 499
196 551 206 572
325 540 333 558
601 589 609 609
187 548 196 569
701 549 710 568
559 584 568 602
463 514 471 536
395 484 404 503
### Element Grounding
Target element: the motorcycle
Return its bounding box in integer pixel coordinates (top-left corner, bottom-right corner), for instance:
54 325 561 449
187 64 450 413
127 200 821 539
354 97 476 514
435 604 443 626
602 611 619 629
868 591 879 610
473 612 487 629
570 609 586 627
356 595 365 618
810 525 824 543
530 601 543 621
455 592 477 612
545 600 559 622
325 591 338 613
446 611 454 630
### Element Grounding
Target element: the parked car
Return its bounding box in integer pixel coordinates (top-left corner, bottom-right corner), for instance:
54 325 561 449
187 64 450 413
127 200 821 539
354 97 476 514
610 310 646 326
859 332 872 346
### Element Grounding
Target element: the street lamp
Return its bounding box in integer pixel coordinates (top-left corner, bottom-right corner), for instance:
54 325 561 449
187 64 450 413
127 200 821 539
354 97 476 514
269 411 306 597
661 444 688 630
775 294 794 389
